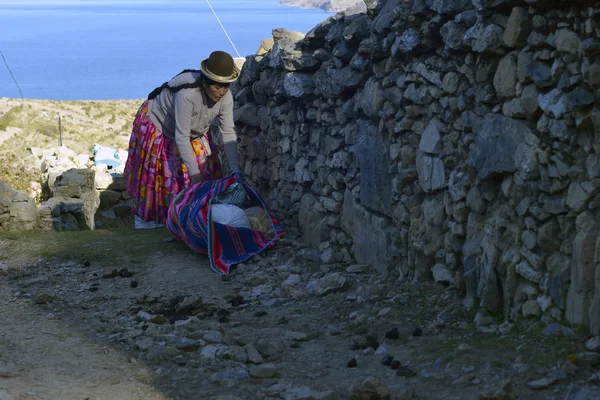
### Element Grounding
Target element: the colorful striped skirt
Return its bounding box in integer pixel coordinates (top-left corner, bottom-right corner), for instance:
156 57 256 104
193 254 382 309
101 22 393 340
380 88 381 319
124 100 223 224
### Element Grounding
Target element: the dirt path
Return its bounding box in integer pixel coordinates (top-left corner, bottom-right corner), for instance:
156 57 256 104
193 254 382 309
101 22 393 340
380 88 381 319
0 229 598 400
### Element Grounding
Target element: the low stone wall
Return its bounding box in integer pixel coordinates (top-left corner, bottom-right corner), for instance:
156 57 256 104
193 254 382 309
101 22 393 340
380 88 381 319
0 180 38 231
0 146 133 232
233 0 600 334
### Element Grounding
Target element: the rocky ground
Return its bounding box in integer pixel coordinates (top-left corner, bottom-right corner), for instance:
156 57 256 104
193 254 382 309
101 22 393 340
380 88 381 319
0 225 598 400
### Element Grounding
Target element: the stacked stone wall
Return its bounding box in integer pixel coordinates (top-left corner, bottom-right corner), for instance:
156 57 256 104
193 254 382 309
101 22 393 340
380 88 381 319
233 0 600 333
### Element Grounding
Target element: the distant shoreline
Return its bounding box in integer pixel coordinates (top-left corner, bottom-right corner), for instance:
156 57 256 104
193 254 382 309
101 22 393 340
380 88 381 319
279 0 365 12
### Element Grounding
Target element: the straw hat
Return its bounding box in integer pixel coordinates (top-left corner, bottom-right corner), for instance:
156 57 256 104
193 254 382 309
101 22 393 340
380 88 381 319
200 51 240 83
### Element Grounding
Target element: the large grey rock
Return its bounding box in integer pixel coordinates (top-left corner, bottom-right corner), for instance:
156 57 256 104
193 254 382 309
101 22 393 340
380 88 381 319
469 114 539 180
426 0 471 14
283 72 315 97
354 121 393 215
269 31 320 72
566 182 593 212
565 87 595 112
419 119 444 154
527 61 553 88
51 168 99 230
555 29 581 55
503 7 531 48
464 17 504 53
360 78 385 119
234 104 260 127
341 189 397 274
313 61 344 98
372 0 402 33
494 53 518 97
566 212 598 327
299 194 329 248
313 272 348 296
538 89 567 118
95 172 126 191
416 152 446 192
392 29 421 55
477 205 520 312
440 21 466 49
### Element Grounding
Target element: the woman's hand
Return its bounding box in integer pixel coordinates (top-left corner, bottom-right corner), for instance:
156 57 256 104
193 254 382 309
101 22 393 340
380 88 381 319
190 173 203 185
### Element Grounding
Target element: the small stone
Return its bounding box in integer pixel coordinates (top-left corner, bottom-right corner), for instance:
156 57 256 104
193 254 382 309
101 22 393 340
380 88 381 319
381 355 393 366
527 377 556 390
412 327 422 337
89 286 99 292
119 268 133 278
365 334 380 350
254 310 267 317
285 331 308 341
349 377 389 399
34 293 54 304
390 360 402 370
203 331 223 344
84 260 91 267
585 337 600 352
249 363 279 379
346 264 370 273
130 280 138 288
102 269 118 278
396 366 416 378
347 358 357 368
385 327 399 340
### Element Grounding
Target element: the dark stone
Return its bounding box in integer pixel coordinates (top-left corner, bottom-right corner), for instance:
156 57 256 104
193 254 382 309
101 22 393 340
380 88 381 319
130 280 138 288
84 260 91 267
229 295 244 307
550 275 564 309
119 268 133 278
382 355 394 366
469 113 539 180
426 0 471 14
385 327 400 340
355 120 393 216
565 87 595 111
390 360 402 370
396 367 417 377
254 310 268 317
412 327 423 337
581 38 600 57
365 334 380 350
527 62 553 88
89 286 99 292
102 269 119 279
347 358 358 368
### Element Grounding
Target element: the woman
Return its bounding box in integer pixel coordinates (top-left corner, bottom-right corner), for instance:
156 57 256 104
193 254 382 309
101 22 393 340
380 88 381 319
124 50 241 224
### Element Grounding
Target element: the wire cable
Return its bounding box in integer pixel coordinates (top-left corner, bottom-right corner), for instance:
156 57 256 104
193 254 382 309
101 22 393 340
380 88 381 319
205 0 242 58
0 49 23 99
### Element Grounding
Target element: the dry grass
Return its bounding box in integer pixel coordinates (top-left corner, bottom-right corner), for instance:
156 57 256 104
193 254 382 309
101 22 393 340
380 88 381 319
0 98 141 191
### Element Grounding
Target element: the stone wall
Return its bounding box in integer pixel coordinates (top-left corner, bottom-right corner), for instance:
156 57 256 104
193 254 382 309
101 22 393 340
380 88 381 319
0 146 133 232
233 0 600 334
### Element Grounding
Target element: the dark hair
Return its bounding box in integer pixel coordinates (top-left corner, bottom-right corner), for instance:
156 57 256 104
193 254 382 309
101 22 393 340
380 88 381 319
147 69 207 100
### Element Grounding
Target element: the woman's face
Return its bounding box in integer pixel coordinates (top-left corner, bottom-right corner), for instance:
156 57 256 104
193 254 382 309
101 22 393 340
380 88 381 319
204 82 230 102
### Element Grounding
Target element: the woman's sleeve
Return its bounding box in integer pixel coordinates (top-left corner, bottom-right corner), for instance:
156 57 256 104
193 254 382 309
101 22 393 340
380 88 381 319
219 91 240 170
174 92 201 176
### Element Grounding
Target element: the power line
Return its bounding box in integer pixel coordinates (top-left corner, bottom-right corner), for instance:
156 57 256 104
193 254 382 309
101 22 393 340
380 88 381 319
205 0 242 58
0 49 23 99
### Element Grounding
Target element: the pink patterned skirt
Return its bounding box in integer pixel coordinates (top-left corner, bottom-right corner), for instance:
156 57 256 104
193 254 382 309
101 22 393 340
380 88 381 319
124 100 223 224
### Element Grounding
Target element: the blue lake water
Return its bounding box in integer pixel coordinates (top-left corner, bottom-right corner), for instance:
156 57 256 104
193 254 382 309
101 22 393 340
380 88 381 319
0 0 331 100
